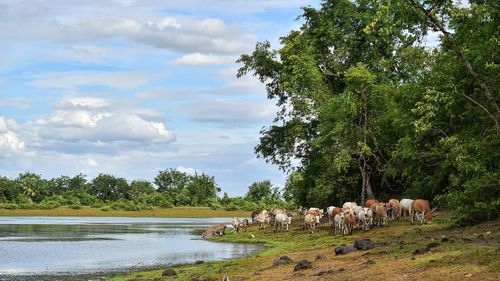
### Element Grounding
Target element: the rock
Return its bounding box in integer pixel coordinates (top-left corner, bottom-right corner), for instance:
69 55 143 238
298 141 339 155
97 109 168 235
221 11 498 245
273 255 293 266
441 236 449 242
315 253 326 260
162 268 177 276
313 268 345 276
412 248 429 255
427 242 440 250
195 260 205 264
354 239 375 251
335 245 358 255
293 260 312 271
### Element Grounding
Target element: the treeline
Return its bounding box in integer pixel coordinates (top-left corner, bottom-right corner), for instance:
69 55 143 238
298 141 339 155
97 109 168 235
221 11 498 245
0 170 289 211
238 0 499 225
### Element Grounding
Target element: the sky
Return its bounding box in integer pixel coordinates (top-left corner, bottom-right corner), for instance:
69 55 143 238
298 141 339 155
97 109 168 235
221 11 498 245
0 0 320 196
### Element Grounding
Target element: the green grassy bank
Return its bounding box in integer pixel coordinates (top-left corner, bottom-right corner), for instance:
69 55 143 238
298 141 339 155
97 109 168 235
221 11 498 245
0 206 249 218
108 213 500 281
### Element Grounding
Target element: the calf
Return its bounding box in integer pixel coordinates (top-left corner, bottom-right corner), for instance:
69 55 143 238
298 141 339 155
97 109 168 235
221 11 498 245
356 209 370 231
333 212 345 235
306 207 324 226
231 217 241 233
411 199 433 224
241 218 250 232
363 207 374 226
304 214 317 233
327 206 342 227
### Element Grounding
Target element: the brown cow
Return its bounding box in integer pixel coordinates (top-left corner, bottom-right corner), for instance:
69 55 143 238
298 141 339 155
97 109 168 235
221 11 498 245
201 224 226 239
371 203 388 226
250 211 260 224
364 199 379 208
388 199 401 220
411 199 433 224
241 218 250 232
343 211 357 235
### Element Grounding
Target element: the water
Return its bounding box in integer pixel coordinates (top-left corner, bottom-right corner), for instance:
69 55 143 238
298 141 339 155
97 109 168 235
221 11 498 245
0 216 259 278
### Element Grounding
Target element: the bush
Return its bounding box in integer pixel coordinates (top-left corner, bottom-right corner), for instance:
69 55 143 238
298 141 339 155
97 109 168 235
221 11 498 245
38 202 60 209
0 203 18 209
436 176 500 226
90 202 104 208
137 204 154 210
100 205 110 211
18 203 36 209
111 199 138 211
69 204 81 209
224 202 239 211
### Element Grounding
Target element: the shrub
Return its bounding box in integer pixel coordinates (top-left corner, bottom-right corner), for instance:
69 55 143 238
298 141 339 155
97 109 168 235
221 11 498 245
100 205 110 211
69 204 81 209
0 203 18 209
111 199 138 211
38 202 60 210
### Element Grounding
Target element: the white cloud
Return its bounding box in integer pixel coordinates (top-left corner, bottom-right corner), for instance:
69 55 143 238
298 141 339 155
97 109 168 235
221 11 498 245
0 117 25 155
170 53 237 66
28 96 176 154
30 71 150 90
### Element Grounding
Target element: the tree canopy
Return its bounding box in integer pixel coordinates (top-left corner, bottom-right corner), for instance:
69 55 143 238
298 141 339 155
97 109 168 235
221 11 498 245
238 0 499 225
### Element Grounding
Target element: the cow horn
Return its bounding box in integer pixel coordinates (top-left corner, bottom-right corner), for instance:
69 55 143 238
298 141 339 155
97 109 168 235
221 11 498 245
431 207 437 213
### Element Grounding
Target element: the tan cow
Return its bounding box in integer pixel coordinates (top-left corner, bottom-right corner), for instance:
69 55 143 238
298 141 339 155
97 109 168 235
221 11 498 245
371 203 388 226
411 199 433 224
388 199 401 220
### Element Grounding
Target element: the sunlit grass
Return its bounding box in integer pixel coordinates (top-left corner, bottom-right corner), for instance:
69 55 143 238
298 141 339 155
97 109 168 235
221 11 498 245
108 214 500 281
0 206 249 218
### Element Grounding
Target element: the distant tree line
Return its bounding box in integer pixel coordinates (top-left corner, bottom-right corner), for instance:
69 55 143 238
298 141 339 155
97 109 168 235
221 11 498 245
0 170 290 211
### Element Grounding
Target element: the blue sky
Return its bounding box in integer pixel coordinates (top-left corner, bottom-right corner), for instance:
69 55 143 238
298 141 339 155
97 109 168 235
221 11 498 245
0 0 319 196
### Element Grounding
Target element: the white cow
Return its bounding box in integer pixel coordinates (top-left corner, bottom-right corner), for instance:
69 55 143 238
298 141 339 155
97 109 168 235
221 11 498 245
362 207 373 226
254 211 268 230
304 214 317 233
333 212 345 235
274 213 292 233
231 217 241 233
400 199 414 219
342 202 358 212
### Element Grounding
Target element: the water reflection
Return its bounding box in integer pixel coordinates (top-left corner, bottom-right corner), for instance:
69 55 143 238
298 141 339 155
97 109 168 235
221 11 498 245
0 217 259 276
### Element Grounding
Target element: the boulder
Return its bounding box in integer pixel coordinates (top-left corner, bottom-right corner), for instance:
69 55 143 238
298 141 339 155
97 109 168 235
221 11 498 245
354 239 375 251
412 248 429 255
293 260 312 271
335 245 358 255
162 268 177 276
427 242 440 250
273 255 293 266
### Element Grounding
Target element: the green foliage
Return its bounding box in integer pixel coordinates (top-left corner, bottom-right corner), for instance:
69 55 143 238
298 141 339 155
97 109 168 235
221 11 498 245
238 0 499 225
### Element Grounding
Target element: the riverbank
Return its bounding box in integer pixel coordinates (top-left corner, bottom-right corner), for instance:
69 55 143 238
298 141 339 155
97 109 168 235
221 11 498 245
108 213 500 281
0 206 249 218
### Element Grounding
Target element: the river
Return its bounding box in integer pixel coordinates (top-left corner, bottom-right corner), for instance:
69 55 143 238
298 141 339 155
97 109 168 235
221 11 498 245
0 216 259 280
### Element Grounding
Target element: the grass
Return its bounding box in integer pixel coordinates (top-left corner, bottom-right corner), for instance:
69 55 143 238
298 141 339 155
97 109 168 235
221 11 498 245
108 212 500 281
0 206 249 218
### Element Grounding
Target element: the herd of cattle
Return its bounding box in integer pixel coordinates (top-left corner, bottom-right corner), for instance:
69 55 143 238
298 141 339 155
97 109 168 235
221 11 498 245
228 198 435 236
